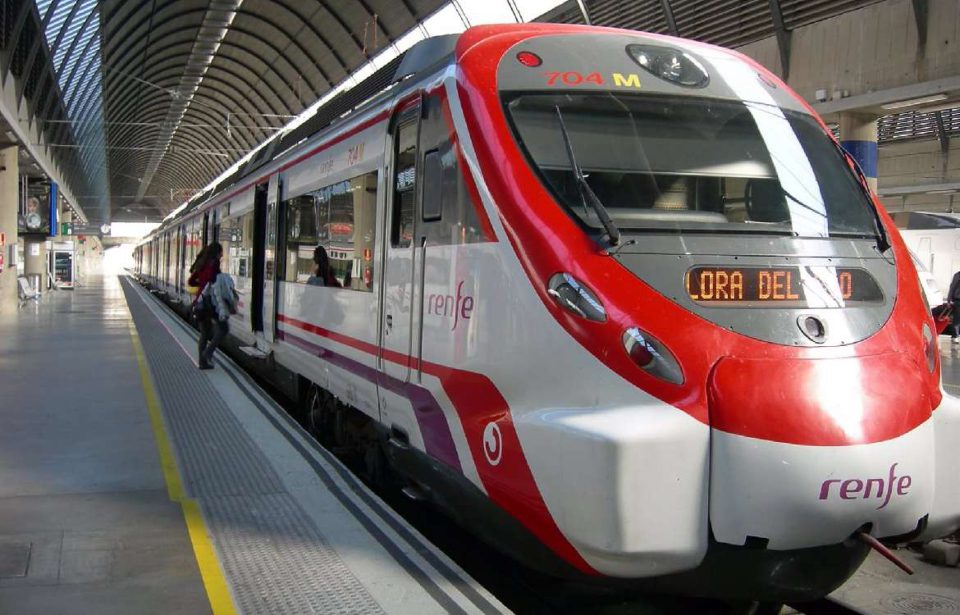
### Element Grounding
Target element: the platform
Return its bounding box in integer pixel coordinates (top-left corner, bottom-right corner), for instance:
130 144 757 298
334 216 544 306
0 274 506 614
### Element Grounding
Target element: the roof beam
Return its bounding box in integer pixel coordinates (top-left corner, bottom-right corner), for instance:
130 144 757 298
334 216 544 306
934 110 950 178
660 0 678 36
767 0 791 81
136 0 244 201
574 0 591 25
912 0 928 64
1 0 35 83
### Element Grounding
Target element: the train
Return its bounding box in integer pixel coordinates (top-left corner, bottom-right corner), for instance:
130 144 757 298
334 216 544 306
133 23 960 605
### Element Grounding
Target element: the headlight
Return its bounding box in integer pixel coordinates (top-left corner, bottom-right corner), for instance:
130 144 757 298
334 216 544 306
622 327 684 384
626 44 709 88
547 273 606 322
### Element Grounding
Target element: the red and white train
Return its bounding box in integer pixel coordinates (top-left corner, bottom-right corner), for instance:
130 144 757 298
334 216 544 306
134 24 960 603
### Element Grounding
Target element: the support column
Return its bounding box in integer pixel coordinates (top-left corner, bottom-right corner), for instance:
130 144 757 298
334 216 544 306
839 113 879 193
24 236 46 293
0 145 19 313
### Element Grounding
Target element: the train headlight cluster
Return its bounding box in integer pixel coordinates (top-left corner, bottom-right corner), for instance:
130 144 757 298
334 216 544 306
922 322 937 373
547 273 606 322
626 44 709 88
622 327 684 384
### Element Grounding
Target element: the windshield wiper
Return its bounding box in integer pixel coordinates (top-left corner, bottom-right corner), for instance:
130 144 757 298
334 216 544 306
554 106 621 246
834 142 890 253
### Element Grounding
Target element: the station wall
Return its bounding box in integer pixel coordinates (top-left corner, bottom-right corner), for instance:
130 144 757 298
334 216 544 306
736 0 960 101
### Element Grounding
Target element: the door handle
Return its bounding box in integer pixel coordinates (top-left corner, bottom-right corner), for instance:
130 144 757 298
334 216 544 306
386 313 393 332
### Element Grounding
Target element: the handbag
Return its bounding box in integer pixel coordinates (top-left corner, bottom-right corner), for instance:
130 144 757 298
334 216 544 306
191 286 213 321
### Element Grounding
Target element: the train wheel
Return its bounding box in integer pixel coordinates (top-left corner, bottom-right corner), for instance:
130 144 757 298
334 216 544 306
331 400 348 450
305 384 333 446
363 443 389 491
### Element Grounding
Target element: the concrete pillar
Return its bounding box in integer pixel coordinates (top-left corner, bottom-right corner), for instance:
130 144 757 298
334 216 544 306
24 237 46 293
0 146 19 313
839 113 879 193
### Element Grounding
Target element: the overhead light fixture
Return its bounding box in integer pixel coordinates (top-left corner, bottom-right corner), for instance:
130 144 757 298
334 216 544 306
881 94 949 110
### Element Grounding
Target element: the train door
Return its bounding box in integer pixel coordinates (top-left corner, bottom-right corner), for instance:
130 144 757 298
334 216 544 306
178 224 186 295
164 233 172 287
379 99 422 385
251 182 268 336
261 174 280 344
211 207 221 243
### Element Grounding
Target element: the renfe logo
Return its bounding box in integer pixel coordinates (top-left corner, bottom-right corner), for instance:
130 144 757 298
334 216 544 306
427 280 474 331
819 463 912 510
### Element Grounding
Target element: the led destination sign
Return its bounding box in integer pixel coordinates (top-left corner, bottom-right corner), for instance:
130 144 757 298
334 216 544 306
685 266 883 307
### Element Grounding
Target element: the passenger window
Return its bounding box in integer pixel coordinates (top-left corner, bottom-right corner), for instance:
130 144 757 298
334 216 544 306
422 150 442 222
282 171 378 291
392 120 418 248
283 195 319 283
221 211 254 279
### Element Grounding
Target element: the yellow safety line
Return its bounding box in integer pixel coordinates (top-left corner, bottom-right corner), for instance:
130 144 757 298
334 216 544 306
129 322 237 615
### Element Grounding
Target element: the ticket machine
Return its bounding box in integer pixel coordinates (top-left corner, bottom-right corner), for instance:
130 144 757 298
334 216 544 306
49 242 75 289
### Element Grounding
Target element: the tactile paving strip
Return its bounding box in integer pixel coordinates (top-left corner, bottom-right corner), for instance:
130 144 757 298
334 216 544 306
122 280 384 614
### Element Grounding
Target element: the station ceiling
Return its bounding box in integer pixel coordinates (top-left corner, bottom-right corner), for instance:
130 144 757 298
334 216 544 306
17 0 451 224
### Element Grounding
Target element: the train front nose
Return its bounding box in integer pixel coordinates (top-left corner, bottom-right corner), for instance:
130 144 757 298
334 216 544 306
707 353 935 549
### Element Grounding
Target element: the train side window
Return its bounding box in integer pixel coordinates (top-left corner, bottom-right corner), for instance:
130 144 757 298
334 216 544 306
221 211 254 279
422 150 442 222
314 171 378 291
392 120 418 248
281 171 378 291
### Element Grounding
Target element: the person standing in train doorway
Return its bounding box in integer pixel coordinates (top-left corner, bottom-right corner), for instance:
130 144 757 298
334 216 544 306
948 268 960 344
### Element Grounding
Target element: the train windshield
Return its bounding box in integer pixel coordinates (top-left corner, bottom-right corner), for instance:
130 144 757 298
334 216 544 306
505 93 878 238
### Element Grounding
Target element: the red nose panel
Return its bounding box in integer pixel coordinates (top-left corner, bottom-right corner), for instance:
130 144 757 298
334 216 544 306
709 353 932 446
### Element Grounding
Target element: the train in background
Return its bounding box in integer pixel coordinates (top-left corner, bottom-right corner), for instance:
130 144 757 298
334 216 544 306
897 211 960 304
134 24 960 607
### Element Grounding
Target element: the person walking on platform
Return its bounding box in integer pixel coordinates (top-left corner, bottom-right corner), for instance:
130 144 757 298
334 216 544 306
189 242 222 367
198 259 238 370
948 269 960 344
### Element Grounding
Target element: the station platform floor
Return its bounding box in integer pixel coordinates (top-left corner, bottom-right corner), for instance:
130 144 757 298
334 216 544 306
1 271 958 615
0 273 506 614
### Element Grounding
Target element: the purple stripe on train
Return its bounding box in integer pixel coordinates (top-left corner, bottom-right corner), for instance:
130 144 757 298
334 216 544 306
278 329 463 472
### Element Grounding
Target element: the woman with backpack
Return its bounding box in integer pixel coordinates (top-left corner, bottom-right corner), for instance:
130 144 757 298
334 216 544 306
188 243 236 369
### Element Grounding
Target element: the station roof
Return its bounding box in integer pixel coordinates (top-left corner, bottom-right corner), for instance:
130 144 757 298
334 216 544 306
111 0 450 223
13 0 955 225
15 0 566 225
